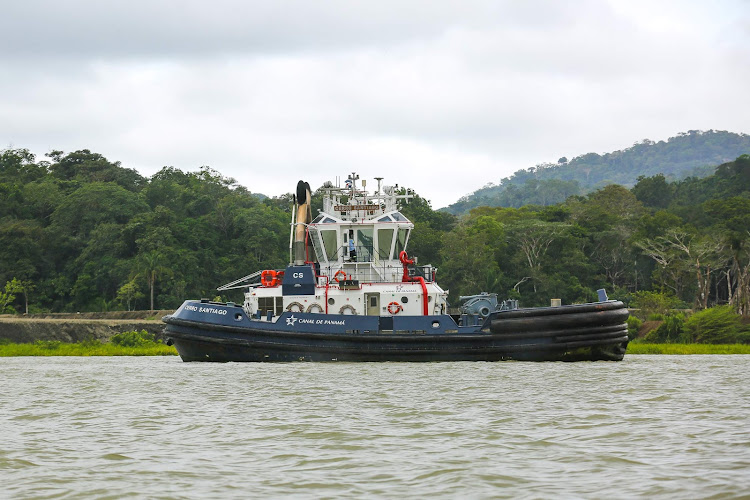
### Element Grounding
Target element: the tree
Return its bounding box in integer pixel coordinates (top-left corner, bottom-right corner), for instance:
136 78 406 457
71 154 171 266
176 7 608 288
438 226 502 302
116 279 145 311
683 306 748 344
51 182 149 238
506 219 566 294
637 230 721 308
632 174 673 208
1 279 23 313
136 250 173 311
16 279 35 314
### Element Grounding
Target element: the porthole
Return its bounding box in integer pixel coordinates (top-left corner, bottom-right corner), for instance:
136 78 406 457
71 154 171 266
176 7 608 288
401 296 408 304
328 298 335 305
431 321 440 329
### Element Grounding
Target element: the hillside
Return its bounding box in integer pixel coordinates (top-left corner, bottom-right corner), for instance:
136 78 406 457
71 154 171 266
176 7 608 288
2 144 749 315
445 130 750 214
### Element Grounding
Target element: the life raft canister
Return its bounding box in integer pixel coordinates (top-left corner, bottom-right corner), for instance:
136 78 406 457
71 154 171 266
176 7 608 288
261 270 278 287
387 302 403 315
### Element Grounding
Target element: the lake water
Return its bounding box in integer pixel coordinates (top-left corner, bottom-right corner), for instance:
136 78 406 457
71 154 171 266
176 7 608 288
2 356 749 499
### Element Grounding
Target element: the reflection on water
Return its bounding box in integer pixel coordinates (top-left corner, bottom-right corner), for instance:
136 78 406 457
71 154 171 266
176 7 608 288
2 356 749 498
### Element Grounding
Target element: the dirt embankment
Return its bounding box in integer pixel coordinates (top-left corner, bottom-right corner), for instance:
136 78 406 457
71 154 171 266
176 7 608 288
0 310 175 343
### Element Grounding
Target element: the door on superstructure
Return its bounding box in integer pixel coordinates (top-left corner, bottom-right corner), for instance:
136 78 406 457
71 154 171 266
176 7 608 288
365 293 380 316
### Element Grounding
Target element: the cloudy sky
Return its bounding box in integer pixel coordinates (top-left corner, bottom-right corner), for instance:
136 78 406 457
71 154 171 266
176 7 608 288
2 0 749 208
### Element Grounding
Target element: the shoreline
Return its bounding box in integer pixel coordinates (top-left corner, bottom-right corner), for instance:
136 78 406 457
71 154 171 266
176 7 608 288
0 341 177 356
625 343 750 355
0 315 170 344
1 341 748 357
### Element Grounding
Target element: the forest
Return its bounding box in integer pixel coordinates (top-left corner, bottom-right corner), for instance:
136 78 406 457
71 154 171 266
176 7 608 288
1 147 749 342
445 130 750 214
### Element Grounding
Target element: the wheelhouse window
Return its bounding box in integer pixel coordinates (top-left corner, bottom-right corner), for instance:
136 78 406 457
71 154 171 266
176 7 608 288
394 227 409 256
377 228 394 260
391 212 409 222
308 228 326 262
356 228 374 262
321 229 339 261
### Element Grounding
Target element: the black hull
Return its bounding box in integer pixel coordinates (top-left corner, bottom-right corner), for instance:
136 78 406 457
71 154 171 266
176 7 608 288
164 300 629 362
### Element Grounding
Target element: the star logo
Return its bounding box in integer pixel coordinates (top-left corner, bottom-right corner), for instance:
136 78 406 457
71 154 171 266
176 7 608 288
286 315 298 326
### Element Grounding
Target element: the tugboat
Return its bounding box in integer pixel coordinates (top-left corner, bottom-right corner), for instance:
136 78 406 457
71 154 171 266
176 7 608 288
163 174 629 362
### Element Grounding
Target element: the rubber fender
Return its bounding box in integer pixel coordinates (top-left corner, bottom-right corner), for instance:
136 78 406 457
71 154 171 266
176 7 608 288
490 322 627 339
554 328 629 343
490 308 629 333
561 335 630 350
493 300 627 319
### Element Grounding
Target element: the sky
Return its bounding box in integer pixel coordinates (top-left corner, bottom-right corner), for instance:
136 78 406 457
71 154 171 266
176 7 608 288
2 0 749 208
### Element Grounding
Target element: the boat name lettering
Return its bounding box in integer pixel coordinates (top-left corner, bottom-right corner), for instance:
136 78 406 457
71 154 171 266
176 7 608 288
184 304 227 315
334 204 380 212
296 318 346 326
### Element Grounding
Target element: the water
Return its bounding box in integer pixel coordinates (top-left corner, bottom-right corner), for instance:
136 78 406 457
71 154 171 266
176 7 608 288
2 356 749 499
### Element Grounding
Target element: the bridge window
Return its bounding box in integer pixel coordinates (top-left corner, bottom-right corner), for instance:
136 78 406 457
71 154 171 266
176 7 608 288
321 229 339 261
308 228 325 262
394 227 409 256
377 228 394 260
356 228 374 261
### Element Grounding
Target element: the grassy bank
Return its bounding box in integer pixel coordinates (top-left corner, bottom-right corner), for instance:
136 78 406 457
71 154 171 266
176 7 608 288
2 341 748 357
627 343 750 355
0 341 178 357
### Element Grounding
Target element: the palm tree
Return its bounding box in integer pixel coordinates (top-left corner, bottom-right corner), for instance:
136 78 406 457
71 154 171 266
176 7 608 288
136 250 172 311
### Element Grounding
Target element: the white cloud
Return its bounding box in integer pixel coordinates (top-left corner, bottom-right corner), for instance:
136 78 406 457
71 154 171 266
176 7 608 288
1 0 749 207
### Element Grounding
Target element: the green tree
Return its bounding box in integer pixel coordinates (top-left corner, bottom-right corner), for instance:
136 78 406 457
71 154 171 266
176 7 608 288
629 291 682 319
1 279 23 313
683 306 748 344
506 219 567 295
632 174 673 208
51 182 149 238
136 250 173 311
16 279 35 314
116 278 145 311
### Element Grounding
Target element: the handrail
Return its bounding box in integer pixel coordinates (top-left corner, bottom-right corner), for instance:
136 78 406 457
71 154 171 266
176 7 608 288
217 270 263 291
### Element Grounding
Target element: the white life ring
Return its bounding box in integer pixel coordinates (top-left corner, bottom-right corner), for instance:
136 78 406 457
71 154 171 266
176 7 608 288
334 270 347 283
387 302 403 315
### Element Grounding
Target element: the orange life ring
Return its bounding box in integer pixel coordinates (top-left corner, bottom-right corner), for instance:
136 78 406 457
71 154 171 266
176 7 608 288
261 270 277 287
387 302 403 315
334 270 347 283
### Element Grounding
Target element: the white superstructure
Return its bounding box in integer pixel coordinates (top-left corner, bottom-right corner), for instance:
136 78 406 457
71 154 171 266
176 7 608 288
239 173 449 319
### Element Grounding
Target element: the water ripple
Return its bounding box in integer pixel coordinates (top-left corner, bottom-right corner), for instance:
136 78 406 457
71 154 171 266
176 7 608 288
1 355 749 498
